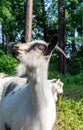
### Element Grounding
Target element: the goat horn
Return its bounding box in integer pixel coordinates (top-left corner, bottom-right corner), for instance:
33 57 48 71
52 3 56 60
55 45 67 58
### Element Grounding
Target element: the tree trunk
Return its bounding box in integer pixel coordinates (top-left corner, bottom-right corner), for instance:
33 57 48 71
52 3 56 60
41 0 48 42
24 0 33 42
58 0 67 74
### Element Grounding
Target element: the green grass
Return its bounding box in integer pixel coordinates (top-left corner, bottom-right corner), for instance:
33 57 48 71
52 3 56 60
53 84 83 130
63 84 83 100
48 63 83 130
54 98 83 130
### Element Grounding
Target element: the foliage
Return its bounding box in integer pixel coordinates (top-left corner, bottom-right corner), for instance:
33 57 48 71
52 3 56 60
0 0 13 21
67 45 83 75
49 59 83 85
54 81 83 130
0 0 25 42
53 98 83 130
0 49 18 75
0 0 82 74
49 52 83 77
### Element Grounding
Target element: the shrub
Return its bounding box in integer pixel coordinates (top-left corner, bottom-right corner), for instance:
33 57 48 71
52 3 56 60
0 49 18 75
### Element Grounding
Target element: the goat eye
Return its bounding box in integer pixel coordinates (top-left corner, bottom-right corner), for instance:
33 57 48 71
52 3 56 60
37 45 46 51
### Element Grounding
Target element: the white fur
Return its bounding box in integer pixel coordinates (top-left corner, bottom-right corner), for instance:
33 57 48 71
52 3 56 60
0 73 7 79
15 63 27 77
0 75 28 130
16 64 63 102
49 79 63 102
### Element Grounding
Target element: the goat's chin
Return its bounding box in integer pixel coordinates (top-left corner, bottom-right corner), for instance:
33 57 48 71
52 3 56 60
16 63 27 77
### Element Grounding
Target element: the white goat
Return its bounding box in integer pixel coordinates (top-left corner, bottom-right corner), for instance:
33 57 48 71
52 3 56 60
0 35 64 130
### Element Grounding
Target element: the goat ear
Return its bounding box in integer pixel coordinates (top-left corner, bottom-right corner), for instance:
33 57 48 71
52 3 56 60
51 79 57 83
21 36 26 43
49 34 59 45
52 77 60 83
56 75 60 80
44 34 58 55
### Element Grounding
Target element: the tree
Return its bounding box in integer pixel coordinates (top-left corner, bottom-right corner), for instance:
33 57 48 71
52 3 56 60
0 0 82 74
41 0 48 41
0 0 13 52
58 0 67 74
24 0 33 42
0 0 25 52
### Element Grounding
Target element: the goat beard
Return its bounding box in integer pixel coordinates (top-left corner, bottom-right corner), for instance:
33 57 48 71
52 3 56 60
15 63 28 78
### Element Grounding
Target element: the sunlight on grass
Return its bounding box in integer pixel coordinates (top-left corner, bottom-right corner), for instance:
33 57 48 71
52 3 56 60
53 98 83 130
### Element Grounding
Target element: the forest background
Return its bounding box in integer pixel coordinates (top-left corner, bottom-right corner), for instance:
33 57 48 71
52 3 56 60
0 0 83 130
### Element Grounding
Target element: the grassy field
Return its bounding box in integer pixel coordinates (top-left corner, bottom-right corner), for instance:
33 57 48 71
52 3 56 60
49 63 83 130
53 86 83 130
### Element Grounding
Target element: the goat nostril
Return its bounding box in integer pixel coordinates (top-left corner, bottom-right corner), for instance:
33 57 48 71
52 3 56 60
14 45 19 48
13 45 19 50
